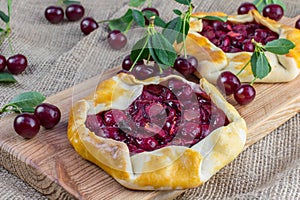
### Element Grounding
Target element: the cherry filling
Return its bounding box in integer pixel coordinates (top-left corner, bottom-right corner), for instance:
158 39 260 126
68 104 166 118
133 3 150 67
85 79 229 154
200 20 279 53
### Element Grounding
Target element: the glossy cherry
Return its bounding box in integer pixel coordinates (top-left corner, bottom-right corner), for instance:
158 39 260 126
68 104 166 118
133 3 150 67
7 54 28 75
295 18 300 29
262 4 284 21
217 71 241 95
66 4 85 21
80 17 99 35
237 2 257 14
107 30 127 50
14 113 40 139
174 56 197 76
121 55 143 71
131 64 158 80
44 6 64 24
186 55 198 74
234 84 256 105
142 7 159 25
34 103 61 129
0 55 6 72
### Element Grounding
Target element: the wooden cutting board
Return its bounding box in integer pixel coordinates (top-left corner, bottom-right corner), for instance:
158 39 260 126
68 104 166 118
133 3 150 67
0 16 299 200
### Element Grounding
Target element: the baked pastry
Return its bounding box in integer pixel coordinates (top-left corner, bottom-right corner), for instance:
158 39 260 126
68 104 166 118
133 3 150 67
68 73 247 190
175 10 300 84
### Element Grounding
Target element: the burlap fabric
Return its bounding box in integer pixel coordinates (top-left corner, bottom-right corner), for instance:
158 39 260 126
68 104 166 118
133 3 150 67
0 0 299 199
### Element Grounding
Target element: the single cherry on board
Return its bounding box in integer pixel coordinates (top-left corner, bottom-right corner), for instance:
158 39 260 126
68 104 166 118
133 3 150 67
14 113 40 139
262 4 284 21
80 17 99 35
217 71 241 95
237 2 257 14
66 4 85 21
295 19 300 29
34 103 61 129
107 30 127 50
45 6 64 24
0 55 6 72
234 84 256 105
121 55 143 71
7 54 28 75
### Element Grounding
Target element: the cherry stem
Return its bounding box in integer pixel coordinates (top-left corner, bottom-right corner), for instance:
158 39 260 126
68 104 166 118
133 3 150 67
8 36 14 54
97 19 111 24
129 34 150 72
236 59 250 76
250 77 257 85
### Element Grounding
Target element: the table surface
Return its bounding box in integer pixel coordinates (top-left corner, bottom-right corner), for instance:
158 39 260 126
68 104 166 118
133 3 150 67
0 0 299 199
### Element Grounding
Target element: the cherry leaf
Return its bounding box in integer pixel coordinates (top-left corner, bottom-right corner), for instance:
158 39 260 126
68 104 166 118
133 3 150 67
253 0 267 12
109 9 133 32
0 73 16 83
129 0 147 7
7 91 46 109
173 9 182 16
264 38 295 55
201 15 228 22
149 33 177 67
162 17 182 44
251 51 271 79
130 36 149 62
63 0 81 5
132 9 145 27
0 11 9 23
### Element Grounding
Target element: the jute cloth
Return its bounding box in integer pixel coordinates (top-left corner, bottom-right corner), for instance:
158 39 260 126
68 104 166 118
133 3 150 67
0 0 299 199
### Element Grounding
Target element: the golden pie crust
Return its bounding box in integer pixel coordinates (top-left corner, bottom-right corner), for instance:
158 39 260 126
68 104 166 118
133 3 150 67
67 73 247 190
175 10 300 84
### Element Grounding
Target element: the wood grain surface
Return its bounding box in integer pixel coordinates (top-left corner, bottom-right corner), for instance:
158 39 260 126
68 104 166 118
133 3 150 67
0 16 299 200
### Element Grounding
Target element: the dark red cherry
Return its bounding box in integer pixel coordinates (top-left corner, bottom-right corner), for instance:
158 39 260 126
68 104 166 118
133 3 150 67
234 84 256 105
122 55 143 71
186 55 198 74
44 6 64 24
131 64 158 80
14 113 40 139
7 54 28 75
242 40 255 52
263 4 284 21
217 71 241 95
34 103 61 129
174 57 196 76
107 30 127 50
80 17 99 35
0 55 6 72
237 2 257 14
142 7 159 25
295 18 300 29
66 4 85 21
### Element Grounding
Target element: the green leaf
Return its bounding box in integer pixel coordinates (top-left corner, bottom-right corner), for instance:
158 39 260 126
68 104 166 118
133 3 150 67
251 51 271 79
20 107 35 113
162 17 182 44
201 15 228 22
109 9 133 32
173 9 182 16
0 73 16 83
63 0 81 5
0 11 9 23
271 0 286 11
129 0 147 7
132 10 145 27
154 16 166 28
0 28 5 32
130 36 150 62
175 0 192 6
253 0 267 12
8 91 46 109
264 38 295 55
148 33 177 67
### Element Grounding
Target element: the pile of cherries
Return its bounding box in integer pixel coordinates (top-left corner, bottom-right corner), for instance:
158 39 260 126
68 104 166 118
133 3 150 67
85 78 229 154
45 4 85 24
200 19 279 53
0 54 28 75
13 103 61 139
217 71 256 105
